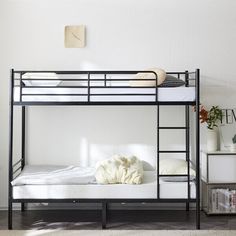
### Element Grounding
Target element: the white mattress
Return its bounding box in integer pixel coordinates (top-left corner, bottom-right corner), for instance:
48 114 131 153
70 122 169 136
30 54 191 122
14 87 195 102
13 170 196 199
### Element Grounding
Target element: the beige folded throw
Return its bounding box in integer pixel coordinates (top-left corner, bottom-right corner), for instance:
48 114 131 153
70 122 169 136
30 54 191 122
95 155 144 184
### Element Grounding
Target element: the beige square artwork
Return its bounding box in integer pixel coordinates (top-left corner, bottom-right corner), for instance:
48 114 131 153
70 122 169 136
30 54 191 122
64 25 85 48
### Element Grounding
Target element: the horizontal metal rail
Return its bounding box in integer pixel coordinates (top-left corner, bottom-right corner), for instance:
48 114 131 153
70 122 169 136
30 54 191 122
22 93 157 96
159 174 190 177
12 158 23 181
12 198 196 203
13 101 196 106
12 158 23 168
16 85 195 88
159 150 187 153
12 173 21 181
15 86 157 89
17 78 158 81
159 127 188 129
13 166 22 175
14 70 188 74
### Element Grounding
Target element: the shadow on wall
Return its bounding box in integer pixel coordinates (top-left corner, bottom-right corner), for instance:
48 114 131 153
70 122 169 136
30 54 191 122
78 138 156 168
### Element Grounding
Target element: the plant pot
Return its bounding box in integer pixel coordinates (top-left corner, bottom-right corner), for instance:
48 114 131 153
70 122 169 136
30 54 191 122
207 128 218 152
230 144 236 152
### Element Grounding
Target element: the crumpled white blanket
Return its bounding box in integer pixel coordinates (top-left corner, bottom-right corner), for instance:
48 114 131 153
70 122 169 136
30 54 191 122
95 155 144 184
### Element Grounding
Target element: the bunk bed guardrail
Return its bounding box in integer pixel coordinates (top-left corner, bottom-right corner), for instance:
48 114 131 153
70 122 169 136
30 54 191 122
12 70 197 105
12 158 23 180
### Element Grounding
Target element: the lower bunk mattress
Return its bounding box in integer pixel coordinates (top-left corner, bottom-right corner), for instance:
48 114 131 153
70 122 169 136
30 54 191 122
12 165 196 199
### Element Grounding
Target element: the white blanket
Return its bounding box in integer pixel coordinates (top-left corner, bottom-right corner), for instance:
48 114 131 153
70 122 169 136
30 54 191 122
95 155 144 184
11 165 96 186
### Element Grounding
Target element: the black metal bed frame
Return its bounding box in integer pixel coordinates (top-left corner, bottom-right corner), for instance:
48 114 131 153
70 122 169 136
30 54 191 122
8 69 200 229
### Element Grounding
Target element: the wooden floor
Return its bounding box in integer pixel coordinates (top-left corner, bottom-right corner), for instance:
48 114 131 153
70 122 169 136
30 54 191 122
1 210 236 230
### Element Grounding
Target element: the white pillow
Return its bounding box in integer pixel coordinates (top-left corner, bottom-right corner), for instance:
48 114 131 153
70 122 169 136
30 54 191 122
130 68 166 87
22 73 61 86
160 158 195 176
142 161 155 171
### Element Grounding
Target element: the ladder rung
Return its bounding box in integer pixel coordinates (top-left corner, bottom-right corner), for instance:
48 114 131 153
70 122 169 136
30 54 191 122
159 174 188 177
159 127 188 129
159 150 187 153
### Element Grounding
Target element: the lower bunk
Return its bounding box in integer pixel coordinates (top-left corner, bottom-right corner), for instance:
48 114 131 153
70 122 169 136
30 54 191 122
10 165 196 229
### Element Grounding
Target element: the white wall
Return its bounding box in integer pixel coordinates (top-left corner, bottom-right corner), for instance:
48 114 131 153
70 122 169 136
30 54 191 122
1 0 236 208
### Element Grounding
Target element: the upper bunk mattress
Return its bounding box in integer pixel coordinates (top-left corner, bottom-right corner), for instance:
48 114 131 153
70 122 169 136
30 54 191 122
12 165 196 199
14 87 195 102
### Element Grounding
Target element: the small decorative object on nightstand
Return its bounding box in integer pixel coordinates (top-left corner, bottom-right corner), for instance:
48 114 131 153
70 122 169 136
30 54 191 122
201 150 236 214
199 106 223 152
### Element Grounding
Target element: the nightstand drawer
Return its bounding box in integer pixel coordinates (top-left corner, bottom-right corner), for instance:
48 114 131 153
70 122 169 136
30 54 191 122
202 152 236 183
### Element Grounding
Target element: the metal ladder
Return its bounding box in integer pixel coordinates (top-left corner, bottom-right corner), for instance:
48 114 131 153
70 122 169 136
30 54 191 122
156 72 191 206
157 105 190 204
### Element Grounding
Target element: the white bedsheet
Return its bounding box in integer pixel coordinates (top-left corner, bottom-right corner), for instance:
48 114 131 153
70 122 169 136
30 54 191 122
11 165 96 186
14 87 195 102
12 166 196 199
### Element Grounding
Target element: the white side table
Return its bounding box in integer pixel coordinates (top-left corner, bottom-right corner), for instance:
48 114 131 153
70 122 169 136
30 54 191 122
201 150 236 215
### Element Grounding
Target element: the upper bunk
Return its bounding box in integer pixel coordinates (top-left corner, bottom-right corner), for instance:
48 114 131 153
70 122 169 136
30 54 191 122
11 69 200 106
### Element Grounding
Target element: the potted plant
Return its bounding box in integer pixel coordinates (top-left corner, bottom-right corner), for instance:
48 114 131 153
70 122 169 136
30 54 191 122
199 105 223 152
230 134 236 152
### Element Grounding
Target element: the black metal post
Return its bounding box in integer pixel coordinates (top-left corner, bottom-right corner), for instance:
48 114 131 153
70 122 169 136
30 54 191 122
157 105 160 199
8 69 14 229
88 72 90 102
155 72 160 199
195 69 200 229
185 71 190 211
102 201 107 229
21 106 26 212
185 104 190 211
19 73 22 102
104 74 107 87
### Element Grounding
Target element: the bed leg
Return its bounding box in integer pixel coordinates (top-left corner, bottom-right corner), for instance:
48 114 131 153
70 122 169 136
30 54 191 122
186 202 189 211
8 200 12 230
102 201 107 229
21 203 25 212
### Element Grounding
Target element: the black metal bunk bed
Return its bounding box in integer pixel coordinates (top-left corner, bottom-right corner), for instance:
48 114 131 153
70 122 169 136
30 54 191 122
8 69 200 229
